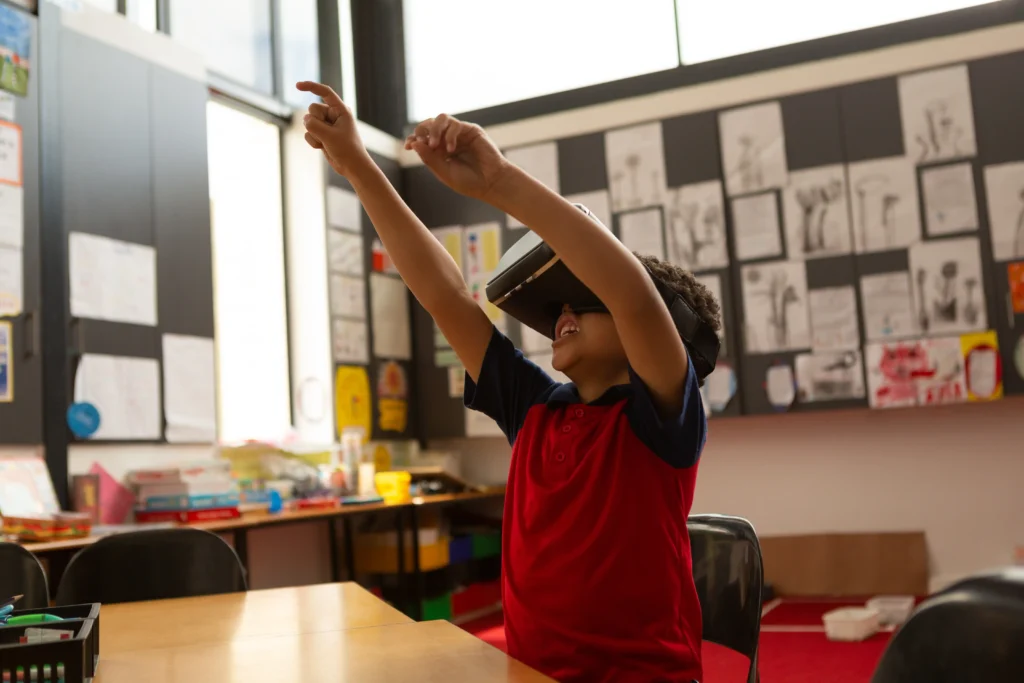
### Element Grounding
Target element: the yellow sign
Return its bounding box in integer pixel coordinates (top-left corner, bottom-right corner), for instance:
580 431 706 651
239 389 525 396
960 330 1002 402
335 366 371 441
376 361 408 433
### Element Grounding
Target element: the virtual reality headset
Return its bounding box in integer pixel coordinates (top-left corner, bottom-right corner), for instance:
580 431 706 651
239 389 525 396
485 204 721 383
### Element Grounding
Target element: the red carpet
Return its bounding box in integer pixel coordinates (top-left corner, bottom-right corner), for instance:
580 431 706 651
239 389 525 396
461 598 898 682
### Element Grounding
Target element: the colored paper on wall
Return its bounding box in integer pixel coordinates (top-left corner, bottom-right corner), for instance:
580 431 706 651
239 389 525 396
0 6 30 98
447 366 465 398
865 340 928 409
434 226 463 272
1009 262 1024 314
960 330 1002 401
376 361 408 433
0 320 10 402
463 222 501 281
88 462 135 525
0 120 21 186
916 337 967 406
335 366 372 441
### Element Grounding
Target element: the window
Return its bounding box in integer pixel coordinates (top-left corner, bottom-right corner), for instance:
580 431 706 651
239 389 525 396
125 0 158 32
404 0 679 120
278 0 320 108
207 101 291 443
676 0 1004 65
169 0 274 93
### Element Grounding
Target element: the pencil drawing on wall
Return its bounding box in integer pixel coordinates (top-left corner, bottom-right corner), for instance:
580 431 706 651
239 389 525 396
860 272 918 341
983 161 1024 262
921 162 979 236
664 180 729 271
782 165 854 259
605 122 667 212
741 261 810 354
898 65 977 164
695 272 726 356
795 350 866 402
847 157 922 253
908 237 987 336
719 102 789 197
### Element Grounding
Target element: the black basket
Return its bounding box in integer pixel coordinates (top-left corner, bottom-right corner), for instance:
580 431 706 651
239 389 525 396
0 603 100 683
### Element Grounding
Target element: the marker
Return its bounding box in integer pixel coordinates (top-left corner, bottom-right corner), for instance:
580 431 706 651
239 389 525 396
41 665 50 683
4 615 63 626
55 664 63 683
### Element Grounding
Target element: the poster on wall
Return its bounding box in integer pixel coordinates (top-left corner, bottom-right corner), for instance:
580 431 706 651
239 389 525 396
960 331 1002 402
719 101 788 197
605 122 667 211
898 65 977 164
663 181 729 271
0 6 30 98
376 361 408 433
335 366 372 441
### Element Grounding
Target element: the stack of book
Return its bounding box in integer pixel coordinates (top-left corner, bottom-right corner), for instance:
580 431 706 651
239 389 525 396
128 461 241 524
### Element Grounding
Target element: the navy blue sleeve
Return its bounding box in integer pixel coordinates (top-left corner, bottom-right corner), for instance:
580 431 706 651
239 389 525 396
625 358 707 469
464 327 559 445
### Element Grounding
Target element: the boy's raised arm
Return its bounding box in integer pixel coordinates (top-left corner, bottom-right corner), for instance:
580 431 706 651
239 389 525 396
297 83 493 380
408 115 691 418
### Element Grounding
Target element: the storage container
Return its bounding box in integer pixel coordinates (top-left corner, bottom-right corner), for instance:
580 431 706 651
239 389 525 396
822 607 881 641
866 596 915 626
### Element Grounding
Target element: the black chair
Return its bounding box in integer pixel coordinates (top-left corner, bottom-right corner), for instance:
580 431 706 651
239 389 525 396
871 569 1024 683
689 514 763 683
0 542 50 608
55 528 247 605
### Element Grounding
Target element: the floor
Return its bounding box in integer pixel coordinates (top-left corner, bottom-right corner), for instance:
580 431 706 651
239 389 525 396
461 597 897 682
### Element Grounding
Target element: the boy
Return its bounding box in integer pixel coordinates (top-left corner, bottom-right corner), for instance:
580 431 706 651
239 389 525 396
298 81 721 683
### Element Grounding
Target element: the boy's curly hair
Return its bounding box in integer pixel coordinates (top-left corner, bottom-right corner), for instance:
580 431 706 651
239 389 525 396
634 253 722 334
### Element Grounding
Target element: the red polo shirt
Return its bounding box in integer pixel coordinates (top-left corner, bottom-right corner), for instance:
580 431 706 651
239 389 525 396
465 328 707 683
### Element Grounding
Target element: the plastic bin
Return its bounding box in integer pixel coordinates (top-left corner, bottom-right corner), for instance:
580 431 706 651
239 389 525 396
866 596 915 626
374 471 411 504
822 607 881 642
0 603 101 683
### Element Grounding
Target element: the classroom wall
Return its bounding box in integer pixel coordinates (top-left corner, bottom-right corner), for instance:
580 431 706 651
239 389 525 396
438 395 1024 592
420 21 1024 593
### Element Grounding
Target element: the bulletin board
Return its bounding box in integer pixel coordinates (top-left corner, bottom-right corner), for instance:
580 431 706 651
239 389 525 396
325 152 418 442
402 49 1024 437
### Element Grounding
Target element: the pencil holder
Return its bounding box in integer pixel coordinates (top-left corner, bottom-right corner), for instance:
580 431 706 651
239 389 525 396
0 603 100 683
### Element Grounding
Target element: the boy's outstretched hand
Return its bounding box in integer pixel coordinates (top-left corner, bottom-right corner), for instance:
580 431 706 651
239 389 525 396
297 81 371 178
406 115 510 201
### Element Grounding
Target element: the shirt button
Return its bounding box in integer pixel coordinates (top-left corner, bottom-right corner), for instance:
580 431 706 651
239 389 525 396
555 452 566 463
561 425 572 433
574 408 584 418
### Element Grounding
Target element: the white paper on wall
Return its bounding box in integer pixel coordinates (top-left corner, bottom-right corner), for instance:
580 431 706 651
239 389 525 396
605 122 667 212
694 273 726 356
327 229 364 276
917 336 968 406
908 236 987 336
782 165 853 260
983 161 1024 262
465 407 505 438
860 272 918 341
898 65 977 164
325 186 362 232
618 207 665 259
74 354 161 440
765 364 796 409
719 101 788 197
795 350 865 402
68 232 157 326
329 274 367 320
808 286 859 351
565 189 613 230
506 142 559 228
741 260 811 354
0 184 23 249
370 273 412 360
0 244 21 317
0 122 21 186
161 334 217 443
731 192 782 261
921 162 979 236
332 318 369 364
847 157 922 253
664 180 729 270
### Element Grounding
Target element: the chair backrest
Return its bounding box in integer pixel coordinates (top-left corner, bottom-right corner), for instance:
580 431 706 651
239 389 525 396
688 514 763 683
55 528 246 606
0 543 50 608
871 568 1024 683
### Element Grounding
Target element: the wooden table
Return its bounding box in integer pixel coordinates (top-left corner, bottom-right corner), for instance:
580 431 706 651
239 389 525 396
92 585 551 682
95 620 551 682
101 583 412 655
